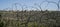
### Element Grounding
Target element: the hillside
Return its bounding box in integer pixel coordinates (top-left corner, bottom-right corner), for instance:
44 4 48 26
0 11 60 27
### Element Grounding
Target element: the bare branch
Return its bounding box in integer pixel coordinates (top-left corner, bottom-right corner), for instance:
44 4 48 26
45 0 60 11
34 3 42 11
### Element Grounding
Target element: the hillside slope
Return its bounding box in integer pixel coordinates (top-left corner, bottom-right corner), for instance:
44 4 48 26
0 11 60 27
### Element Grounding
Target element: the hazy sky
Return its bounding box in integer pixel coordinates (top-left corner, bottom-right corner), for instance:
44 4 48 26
0 0 59 11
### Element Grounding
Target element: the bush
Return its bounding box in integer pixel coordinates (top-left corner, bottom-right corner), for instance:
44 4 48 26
0 21 4 27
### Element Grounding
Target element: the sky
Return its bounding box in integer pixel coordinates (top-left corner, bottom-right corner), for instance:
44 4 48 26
0 0 59 11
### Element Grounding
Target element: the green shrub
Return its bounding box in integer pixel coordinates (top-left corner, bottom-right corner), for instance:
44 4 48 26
0 21 4 27
28 22 38 27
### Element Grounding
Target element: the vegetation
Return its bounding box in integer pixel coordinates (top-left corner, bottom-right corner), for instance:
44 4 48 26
0 10 59 27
